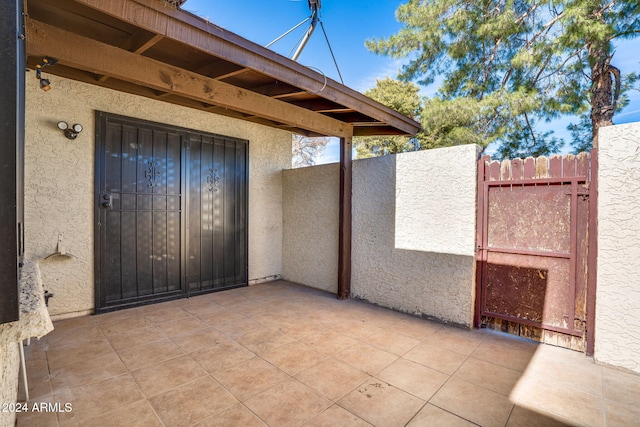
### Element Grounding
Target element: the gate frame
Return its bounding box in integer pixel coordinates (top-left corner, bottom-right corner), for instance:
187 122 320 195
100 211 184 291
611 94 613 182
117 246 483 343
474 152 597 355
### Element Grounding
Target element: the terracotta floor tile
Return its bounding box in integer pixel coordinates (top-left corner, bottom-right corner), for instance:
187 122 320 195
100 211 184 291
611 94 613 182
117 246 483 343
16 409 59 427
605 400 640 427
295 359 370 401
334 342 399 376
97 315 153 337
384 317 443 341
431 378 513 427
93 307 141 323
56 374 145 425
530 360 602 397
42 325 105 348
273 321 325 340
365 329 421 356
52 316 95 332
149 377 238 427
511 377 604 427
244 378 332 427
143 306 190 324
211 356 289 401
193 403 267 427
338 320 384 340
506 405 574 427
131 355 207 397
406 404 476 427
376 358 449 401
196 309 246 326
305 405 373 427
235 327 295 355
213 317 265 340
602 367 640 407
20 282 618 427
454 357 522 397
179 300 228 317
261 341 328 375
424 326 486 355
49 351 127 390
338 378 425 427
82 400 162 427
117 339 185 371
300 331 359 355
190 337 255 375
157 316 207 337
404 342 468 375
471 334 539 372
46 338 116 371
170 327 229 352
106 325 166 351
19 370 54 403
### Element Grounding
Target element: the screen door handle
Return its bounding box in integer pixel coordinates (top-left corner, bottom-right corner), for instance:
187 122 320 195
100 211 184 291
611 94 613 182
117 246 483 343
101 193 112 209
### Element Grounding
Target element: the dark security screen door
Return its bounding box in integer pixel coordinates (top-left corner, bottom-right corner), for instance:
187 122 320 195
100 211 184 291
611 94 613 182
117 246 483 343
187 134 248 292
95 113 248 311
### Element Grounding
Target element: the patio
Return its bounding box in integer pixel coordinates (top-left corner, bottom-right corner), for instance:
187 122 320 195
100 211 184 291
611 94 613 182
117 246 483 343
16 281 640 427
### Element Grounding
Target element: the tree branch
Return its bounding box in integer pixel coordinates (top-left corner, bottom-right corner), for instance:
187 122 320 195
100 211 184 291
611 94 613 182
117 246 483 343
524 112 538 146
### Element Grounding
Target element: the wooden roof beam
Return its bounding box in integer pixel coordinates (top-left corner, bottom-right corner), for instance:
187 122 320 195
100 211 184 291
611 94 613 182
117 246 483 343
98 30 163 82
26 19 353 138
70 0 419 135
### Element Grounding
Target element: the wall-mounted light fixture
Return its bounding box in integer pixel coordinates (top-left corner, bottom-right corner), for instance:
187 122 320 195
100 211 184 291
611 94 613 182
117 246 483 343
57 121 83 140
35 57 58 91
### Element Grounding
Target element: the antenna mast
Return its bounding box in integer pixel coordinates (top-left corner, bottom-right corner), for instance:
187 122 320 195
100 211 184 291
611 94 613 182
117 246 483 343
291 0 321 61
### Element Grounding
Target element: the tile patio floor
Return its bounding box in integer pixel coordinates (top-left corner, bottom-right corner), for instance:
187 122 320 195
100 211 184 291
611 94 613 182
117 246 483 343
17 281 640 427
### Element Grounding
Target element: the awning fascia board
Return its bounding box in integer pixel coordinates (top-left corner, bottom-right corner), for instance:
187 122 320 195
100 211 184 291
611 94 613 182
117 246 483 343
26 19 353 138
68 0 420 136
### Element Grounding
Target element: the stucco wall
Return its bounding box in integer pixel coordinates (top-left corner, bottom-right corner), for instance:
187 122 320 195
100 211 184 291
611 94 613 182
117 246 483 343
282 163 339 293
25 76 291 318
395 145 480 256
281 146 479 326
352 147 478 326
595 122 640 374
0 333 20 427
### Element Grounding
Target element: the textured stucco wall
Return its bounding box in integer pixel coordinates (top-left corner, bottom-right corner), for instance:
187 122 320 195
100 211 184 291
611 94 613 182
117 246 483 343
352 147 478 326
25 76 290 318
395 145 480 256
595 122 640 374
0 332 20 427
281 146 479 326
282 163 339 293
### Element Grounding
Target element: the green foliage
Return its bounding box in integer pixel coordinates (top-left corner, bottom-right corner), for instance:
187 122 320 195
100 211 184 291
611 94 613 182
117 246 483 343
366 0 640 159
354 78 422 158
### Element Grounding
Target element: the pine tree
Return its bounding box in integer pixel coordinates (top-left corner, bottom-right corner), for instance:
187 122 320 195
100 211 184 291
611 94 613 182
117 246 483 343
367 0 640 157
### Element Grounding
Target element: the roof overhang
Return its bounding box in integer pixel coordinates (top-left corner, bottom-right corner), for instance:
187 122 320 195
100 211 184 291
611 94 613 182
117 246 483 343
24 0 421 138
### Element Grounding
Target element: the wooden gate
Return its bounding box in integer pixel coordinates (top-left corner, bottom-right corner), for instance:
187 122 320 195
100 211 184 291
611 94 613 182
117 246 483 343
475 152 597 353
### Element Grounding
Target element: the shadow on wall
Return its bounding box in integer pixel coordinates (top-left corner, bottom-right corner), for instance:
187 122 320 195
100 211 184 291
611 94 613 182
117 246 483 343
351 150 478 327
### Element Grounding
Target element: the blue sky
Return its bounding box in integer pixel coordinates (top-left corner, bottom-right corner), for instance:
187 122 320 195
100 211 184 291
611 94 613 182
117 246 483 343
183 0 640 163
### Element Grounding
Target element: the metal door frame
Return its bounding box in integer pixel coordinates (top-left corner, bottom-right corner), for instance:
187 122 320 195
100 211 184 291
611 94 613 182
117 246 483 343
94 112 249 312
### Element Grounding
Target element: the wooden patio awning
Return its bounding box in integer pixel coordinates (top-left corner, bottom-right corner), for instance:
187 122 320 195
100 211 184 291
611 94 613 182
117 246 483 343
24 0 421 139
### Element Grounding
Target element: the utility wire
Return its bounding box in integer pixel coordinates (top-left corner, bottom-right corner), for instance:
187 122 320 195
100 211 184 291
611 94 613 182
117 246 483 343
319 20 344 84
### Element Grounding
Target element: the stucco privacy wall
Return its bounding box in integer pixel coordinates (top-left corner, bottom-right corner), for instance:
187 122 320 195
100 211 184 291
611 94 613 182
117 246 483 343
282 163 339 293
25 76 291 319
596 122 640 374
282 145 479 326
395 145 480 256
352 147 478 326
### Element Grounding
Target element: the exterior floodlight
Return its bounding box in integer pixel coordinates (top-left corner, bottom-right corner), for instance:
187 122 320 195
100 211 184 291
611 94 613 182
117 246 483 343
57 121 83 140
